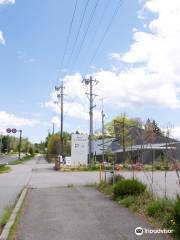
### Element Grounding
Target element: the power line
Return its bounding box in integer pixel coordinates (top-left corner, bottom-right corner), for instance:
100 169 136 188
85 0 123 74
65 0 90 71
70 0 100 74
60 0 78 72
84 0 110 60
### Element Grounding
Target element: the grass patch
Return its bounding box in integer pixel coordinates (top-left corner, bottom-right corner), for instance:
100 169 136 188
119 196 135 208
9 155 33 165
67 184 74 188
8 198 26 240
0 206 13 233
0 164 11 174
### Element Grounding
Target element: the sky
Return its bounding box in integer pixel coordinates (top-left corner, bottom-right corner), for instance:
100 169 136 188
0 0 180 143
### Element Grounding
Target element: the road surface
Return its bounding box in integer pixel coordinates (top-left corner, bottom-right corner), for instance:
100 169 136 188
0 155 19 164
0 156 99 220
16 187 168 240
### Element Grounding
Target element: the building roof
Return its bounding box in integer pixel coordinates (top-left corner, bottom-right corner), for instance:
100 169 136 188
94 138 179 155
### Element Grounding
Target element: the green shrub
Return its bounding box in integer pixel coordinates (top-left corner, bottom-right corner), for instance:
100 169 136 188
154 164 162 170
146 200 165 217
113 179 146 198
120 196 135 207
172 196 180 238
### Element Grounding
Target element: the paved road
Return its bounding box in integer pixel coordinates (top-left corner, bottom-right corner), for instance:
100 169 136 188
0 157 36 219
0 155 19 164
0 156 99 220
16 187 168 240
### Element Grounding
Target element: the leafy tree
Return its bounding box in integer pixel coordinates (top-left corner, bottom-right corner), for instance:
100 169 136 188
47 134 61 155
29 146 35 156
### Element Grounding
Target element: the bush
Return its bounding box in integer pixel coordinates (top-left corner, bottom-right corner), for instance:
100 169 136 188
172 196 180 238
113 179 146 198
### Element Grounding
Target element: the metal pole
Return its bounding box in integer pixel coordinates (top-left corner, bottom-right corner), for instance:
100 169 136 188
101 98 106 182
19 130 22 160
89 76 93 165
52 123 55 135
61 82 64 157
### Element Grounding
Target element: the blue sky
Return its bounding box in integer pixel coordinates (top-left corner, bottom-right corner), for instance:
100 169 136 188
1 0 180 142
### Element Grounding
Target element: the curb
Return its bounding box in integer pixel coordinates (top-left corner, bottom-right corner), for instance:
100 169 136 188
0 188 28 240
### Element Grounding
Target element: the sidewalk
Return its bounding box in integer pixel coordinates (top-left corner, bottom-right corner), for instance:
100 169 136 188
16 186 168 240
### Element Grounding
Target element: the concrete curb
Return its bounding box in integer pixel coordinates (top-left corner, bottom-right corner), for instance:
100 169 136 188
0 188 28 240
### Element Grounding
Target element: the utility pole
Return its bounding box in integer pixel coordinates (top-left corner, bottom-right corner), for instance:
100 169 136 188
82 76 98 165
100 98 105 163
18 130 22 160
52 122 55 135
55 81 64 157
100 98 107 182
122 116 125 163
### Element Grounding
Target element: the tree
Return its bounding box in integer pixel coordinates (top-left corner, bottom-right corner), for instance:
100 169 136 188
47 134 61 155
29 146 35 156
105 114 142 162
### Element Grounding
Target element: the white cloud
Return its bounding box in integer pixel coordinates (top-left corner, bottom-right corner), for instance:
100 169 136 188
42 73 101 121
0 0 15 5
111 52 122 61
51 116 60 127
0 111 39 131
108 0 180 109
0 31 5 45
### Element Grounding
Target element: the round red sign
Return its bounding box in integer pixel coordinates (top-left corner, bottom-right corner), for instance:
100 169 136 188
6 128 11 133
12 128 17 134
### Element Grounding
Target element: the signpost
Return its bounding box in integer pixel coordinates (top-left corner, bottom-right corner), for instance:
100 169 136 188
6 128 22 160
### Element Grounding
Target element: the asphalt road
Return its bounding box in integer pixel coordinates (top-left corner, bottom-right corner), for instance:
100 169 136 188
0 155 19 164
16 187 168 240
0 156 99 220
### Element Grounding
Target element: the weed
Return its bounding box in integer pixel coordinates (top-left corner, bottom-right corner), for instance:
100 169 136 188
113 179 146 198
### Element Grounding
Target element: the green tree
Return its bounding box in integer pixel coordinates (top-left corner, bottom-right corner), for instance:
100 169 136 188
47 134 61 155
